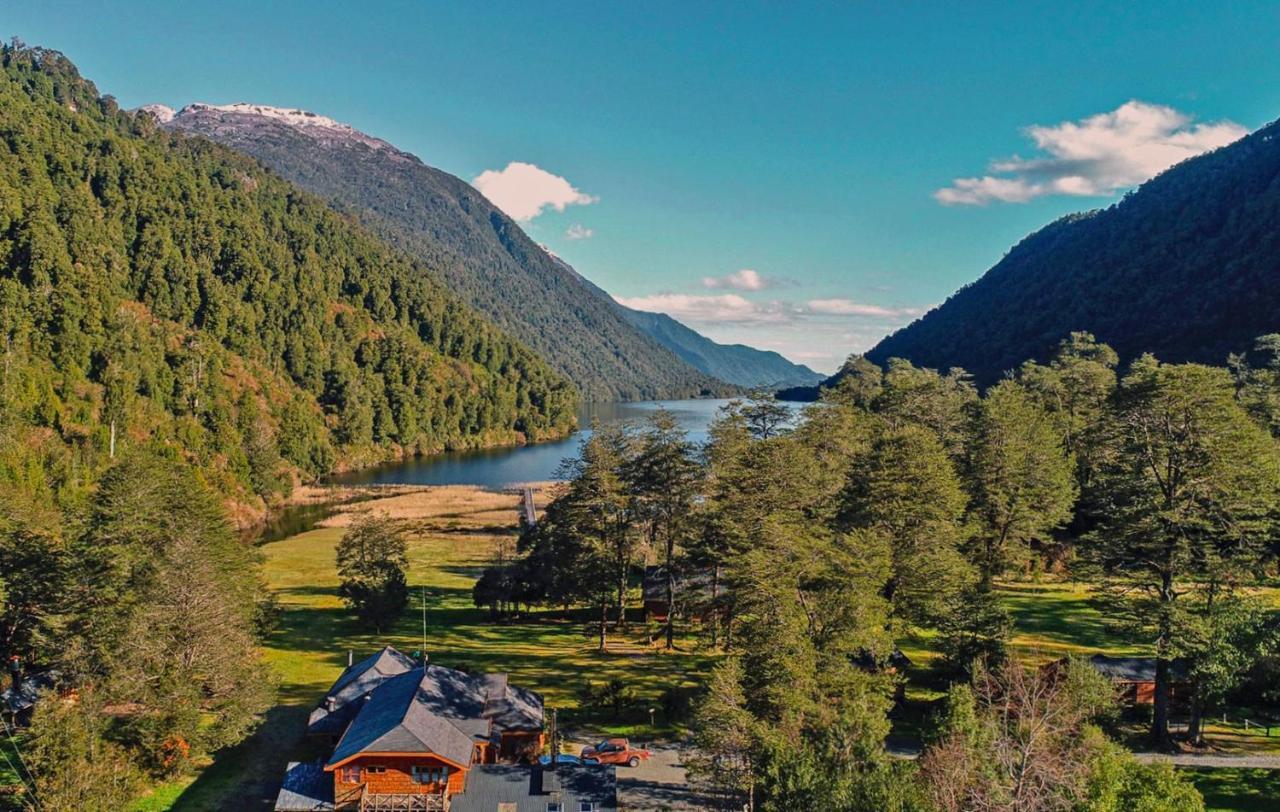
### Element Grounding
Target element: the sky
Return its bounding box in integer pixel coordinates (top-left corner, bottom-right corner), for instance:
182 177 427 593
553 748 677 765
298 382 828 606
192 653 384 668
7 2 1280 373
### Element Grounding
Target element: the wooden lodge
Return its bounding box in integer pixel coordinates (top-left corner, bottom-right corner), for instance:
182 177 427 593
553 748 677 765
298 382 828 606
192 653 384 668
276 646 616 811
1043 654 1189 706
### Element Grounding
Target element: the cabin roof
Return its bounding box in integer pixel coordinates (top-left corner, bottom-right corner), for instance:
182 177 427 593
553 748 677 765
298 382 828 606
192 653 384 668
274 762 334 811
450 764 617 812
326 655 544 768
1086 655 1188 683
308 646 417 736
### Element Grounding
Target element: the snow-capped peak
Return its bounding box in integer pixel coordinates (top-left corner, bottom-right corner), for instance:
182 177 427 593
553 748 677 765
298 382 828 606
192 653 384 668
179 102 358 134
137 103 176 123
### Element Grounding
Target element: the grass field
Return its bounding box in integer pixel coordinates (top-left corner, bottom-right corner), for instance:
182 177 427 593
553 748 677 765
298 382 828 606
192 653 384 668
1183 768 1280 811
139 485 718 810
127 484 1280 810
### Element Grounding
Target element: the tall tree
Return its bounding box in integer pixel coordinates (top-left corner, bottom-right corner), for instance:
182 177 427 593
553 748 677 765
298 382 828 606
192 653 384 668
558 423 634 648
1082 358 1280 746
965 380 1077 586
838 424 971 625
336 514 410 633
624 409 701 649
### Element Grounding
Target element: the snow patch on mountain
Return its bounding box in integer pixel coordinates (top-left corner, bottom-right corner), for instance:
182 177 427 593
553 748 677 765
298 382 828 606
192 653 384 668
158 102 402 156
137 103 176 123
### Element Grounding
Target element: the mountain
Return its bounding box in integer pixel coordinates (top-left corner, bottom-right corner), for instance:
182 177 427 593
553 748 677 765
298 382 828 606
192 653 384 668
0 44 576 512
615 308 823 389
158 102 732 401
853 117 1280 386
545 252 822 389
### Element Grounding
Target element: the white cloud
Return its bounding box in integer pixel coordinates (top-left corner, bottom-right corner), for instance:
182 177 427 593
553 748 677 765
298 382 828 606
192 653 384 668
935 101 1247 205
616 293 785 325
805 298 920 318
565 224 594 240
473 161 598 221
614 293 922 326
700 268 786 291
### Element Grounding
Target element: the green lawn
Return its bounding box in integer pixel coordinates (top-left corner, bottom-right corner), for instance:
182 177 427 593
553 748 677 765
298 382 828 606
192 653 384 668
1183 768 1280 811
133 486 1280 810
140 486 717 810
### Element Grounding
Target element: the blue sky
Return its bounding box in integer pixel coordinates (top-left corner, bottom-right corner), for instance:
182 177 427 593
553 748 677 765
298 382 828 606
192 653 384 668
7 2 1280 372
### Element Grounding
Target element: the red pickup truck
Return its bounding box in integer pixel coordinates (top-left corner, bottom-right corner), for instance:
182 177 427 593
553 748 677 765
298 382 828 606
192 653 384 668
580 738 652 767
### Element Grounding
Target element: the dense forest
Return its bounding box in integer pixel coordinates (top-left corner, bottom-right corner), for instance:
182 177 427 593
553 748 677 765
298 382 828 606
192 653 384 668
0 43 577 517
161 102 734 401
845 115 1280 386
478 332 1280 810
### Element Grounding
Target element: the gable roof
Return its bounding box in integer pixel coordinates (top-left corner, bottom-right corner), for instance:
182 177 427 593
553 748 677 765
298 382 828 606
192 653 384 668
308 646 417 736
449 765 617 812
328 667 478 769
1087 655 1189 683
320 648 545 770
483 673 544 731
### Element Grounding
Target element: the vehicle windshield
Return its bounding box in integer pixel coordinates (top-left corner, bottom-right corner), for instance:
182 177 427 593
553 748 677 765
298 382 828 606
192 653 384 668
595 741 610 751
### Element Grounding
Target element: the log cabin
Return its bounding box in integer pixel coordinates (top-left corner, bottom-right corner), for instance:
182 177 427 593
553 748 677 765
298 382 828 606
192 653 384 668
275 646 611 811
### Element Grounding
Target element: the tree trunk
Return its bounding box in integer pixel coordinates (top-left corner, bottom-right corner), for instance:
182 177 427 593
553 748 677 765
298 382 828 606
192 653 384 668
1151 570 1176 749
109 419 116 459
616 561 628 633
710 565 720 649
664 532 676 650
1152 656 1174 749
599 599 608 652
1186 689 1205 747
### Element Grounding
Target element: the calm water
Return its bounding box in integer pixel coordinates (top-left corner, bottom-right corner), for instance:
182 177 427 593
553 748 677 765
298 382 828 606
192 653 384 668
328 399 745 489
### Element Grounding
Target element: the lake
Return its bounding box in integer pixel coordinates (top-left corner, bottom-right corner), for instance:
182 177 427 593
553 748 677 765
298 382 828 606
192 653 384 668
328 398 750 489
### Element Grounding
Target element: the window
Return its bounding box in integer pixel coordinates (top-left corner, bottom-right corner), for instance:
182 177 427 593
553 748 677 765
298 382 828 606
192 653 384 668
339 766 362 783
365 765 387 774
545 805 562 812
578 803 596 812
411 765 449 785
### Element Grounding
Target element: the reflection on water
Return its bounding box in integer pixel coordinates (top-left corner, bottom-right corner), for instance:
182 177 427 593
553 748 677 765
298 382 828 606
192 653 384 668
328 399 757 489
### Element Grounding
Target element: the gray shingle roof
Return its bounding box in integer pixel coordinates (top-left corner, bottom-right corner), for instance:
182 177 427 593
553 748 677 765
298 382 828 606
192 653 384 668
308 646 417 736
328 667 478 768
320 648 544 769
449 765 617 812
1087 655 1189 683
483 673 544 731
274 762 335 811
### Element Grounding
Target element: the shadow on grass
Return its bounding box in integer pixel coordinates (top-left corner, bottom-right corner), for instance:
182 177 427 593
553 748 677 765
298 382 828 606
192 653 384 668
168 705 322 812
1180 768 1280 812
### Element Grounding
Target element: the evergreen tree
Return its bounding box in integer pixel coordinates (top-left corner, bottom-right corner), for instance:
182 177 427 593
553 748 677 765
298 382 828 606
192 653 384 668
1081 358 1280 746
336 514 410 633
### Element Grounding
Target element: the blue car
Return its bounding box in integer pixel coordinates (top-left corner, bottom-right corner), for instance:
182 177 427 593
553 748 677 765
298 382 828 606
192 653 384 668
539 753 598 766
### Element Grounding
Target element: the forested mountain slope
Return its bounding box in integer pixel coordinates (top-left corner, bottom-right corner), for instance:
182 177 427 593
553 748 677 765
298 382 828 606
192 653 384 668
158 102 731 401
862 117 1280 385
0 45 576 513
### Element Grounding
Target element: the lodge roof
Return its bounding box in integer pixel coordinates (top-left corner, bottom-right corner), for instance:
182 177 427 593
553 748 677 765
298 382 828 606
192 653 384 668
307 646 417 737
324 651 544 769
1084 655 1189 683
449 764 617 812
274 762 334 811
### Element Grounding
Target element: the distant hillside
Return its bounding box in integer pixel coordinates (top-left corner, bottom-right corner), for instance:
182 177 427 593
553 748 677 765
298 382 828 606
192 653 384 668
858 116 1280 386
159 103 731 401
615 308 823 389
543 252 821 389
0 45 575 512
